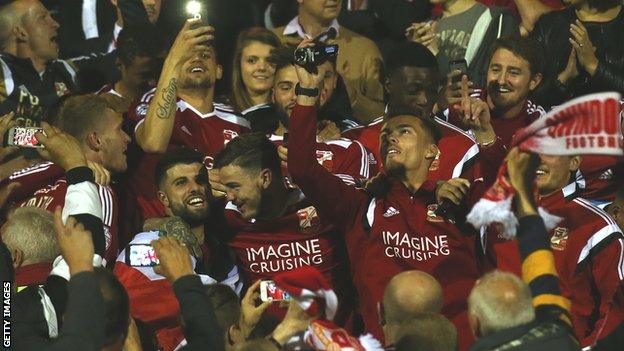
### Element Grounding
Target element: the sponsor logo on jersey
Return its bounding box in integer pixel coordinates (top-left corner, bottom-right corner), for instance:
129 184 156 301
382 231 451 261
550 227 569 251
223 130 239 145
297 206 321 231
135 103 149 117
245 239 324 274
383 206 400 218
315 150 334 172
426 204 444 222
54 82 69 97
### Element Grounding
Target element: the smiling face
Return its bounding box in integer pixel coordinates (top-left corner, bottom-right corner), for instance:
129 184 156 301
158 162 212 227
386 66 439 118
486 48 541 114
535 154 581 196
180 47 223 90
298 0 342 24
241 41 277 96
97 108 131 173
19 0 60 62
218 165 269 221
380 115 438 177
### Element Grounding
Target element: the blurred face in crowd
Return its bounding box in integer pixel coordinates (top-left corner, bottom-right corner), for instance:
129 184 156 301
486 48 541 114
298 0 342 23
241 41 277 97
142 0 162 24
180 47 223 90
218 165 271 221
535 154 581 196
380 116 438 178
273 63 330 117
386 67 439 118
120 55 159 92
17 0 60 62
158 162 212 227
97 109 131 173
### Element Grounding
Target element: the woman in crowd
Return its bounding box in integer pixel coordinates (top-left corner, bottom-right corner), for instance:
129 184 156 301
229 27 281 113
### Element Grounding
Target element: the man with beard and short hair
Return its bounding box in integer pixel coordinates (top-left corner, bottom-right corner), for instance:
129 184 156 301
124 19 249 226
288 39 480 349
484 152 624 348
114 149 239 351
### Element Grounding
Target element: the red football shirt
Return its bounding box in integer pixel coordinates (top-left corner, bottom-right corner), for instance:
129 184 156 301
10 163 119 264
126 89 250 219
270 134 376 186
289 104 480 349
485 185 624 347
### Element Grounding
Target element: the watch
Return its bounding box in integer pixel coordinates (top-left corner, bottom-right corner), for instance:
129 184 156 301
295 83 319 97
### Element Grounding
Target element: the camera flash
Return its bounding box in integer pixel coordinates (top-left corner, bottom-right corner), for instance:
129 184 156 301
186 0 202 19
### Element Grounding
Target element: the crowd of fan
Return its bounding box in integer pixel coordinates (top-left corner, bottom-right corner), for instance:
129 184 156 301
1 0 623 350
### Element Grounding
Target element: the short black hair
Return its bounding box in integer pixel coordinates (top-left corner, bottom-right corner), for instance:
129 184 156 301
384 42 439 75
385 104 442 144
95 267 130 347
204 284 241 331
489 36 544 76
117 24 164 65
155 147 205 188
213 133 281 176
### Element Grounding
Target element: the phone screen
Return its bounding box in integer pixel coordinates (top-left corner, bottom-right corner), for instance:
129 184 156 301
126 244 159 267
260 280 291 302
9 127 44 148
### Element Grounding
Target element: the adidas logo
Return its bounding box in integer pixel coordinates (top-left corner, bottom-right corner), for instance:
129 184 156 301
383 206 400 217
180 126 192 136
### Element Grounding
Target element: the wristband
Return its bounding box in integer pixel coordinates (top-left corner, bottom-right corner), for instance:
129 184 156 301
295 83 319 97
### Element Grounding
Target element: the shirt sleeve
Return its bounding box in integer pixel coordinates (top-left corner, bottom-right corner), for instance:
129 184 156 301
335 141 373 185
288 104 367 231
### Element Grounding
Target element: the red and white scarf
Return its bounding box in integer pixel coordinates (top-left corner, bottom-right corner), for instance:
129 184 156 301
467 92 623 238
274 267 383 351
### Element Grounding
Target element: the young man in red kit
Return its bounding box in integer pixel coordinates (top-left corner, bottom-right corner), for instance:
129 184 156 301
5 94 130 264
342 42 480 191
451 36 621 203
288 39 480 350
484 153 624 349
125 19 249 221
265 46 374 186
212 133 354 326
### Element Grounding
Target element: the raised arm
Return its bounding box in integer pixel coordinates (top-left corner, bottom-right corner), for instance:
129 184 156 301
135 20 214 153
288 40 367 229
507 148 573 326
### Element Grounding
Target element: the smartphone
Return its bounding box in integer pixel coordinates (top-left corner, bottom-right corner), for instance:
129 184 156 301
449 59 469 83
259 280 291 302
125 244 160 267
5 126 44 148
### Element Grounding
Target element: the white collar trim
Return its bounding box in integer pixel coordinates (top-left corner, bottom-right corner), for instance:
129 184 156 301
283 16 340 39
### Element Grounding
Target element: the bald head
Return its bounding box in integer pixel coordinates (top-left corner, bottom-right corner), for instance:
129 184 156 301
383 271 443 325
468 270 535 338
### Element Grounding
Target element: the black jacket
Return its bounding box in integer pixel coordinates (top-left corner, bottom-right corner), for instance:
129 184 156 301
531 7 624 109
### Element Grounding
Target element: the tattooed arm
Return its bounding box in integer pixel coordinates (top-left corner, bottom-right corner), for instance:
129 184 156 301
136 19 215 153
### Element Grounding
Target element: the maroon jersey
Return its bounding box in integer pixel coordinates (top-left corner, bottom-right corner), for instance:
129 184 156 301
485 184 624 347
2 161 64 202
342 115 480 183
289 104 480 349
444 98 544 184
10 164 119 264
270 134 375 186
126 89 250 219
576 155 624 204
222 191 353 324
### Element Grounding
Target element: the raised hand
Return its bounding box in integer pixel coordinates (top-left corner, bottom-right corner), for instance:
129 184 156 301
239 280 272 339
53 206 94 275
167 18 215 68
569 20 598 76
151 236 194 283
35 122 87 171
